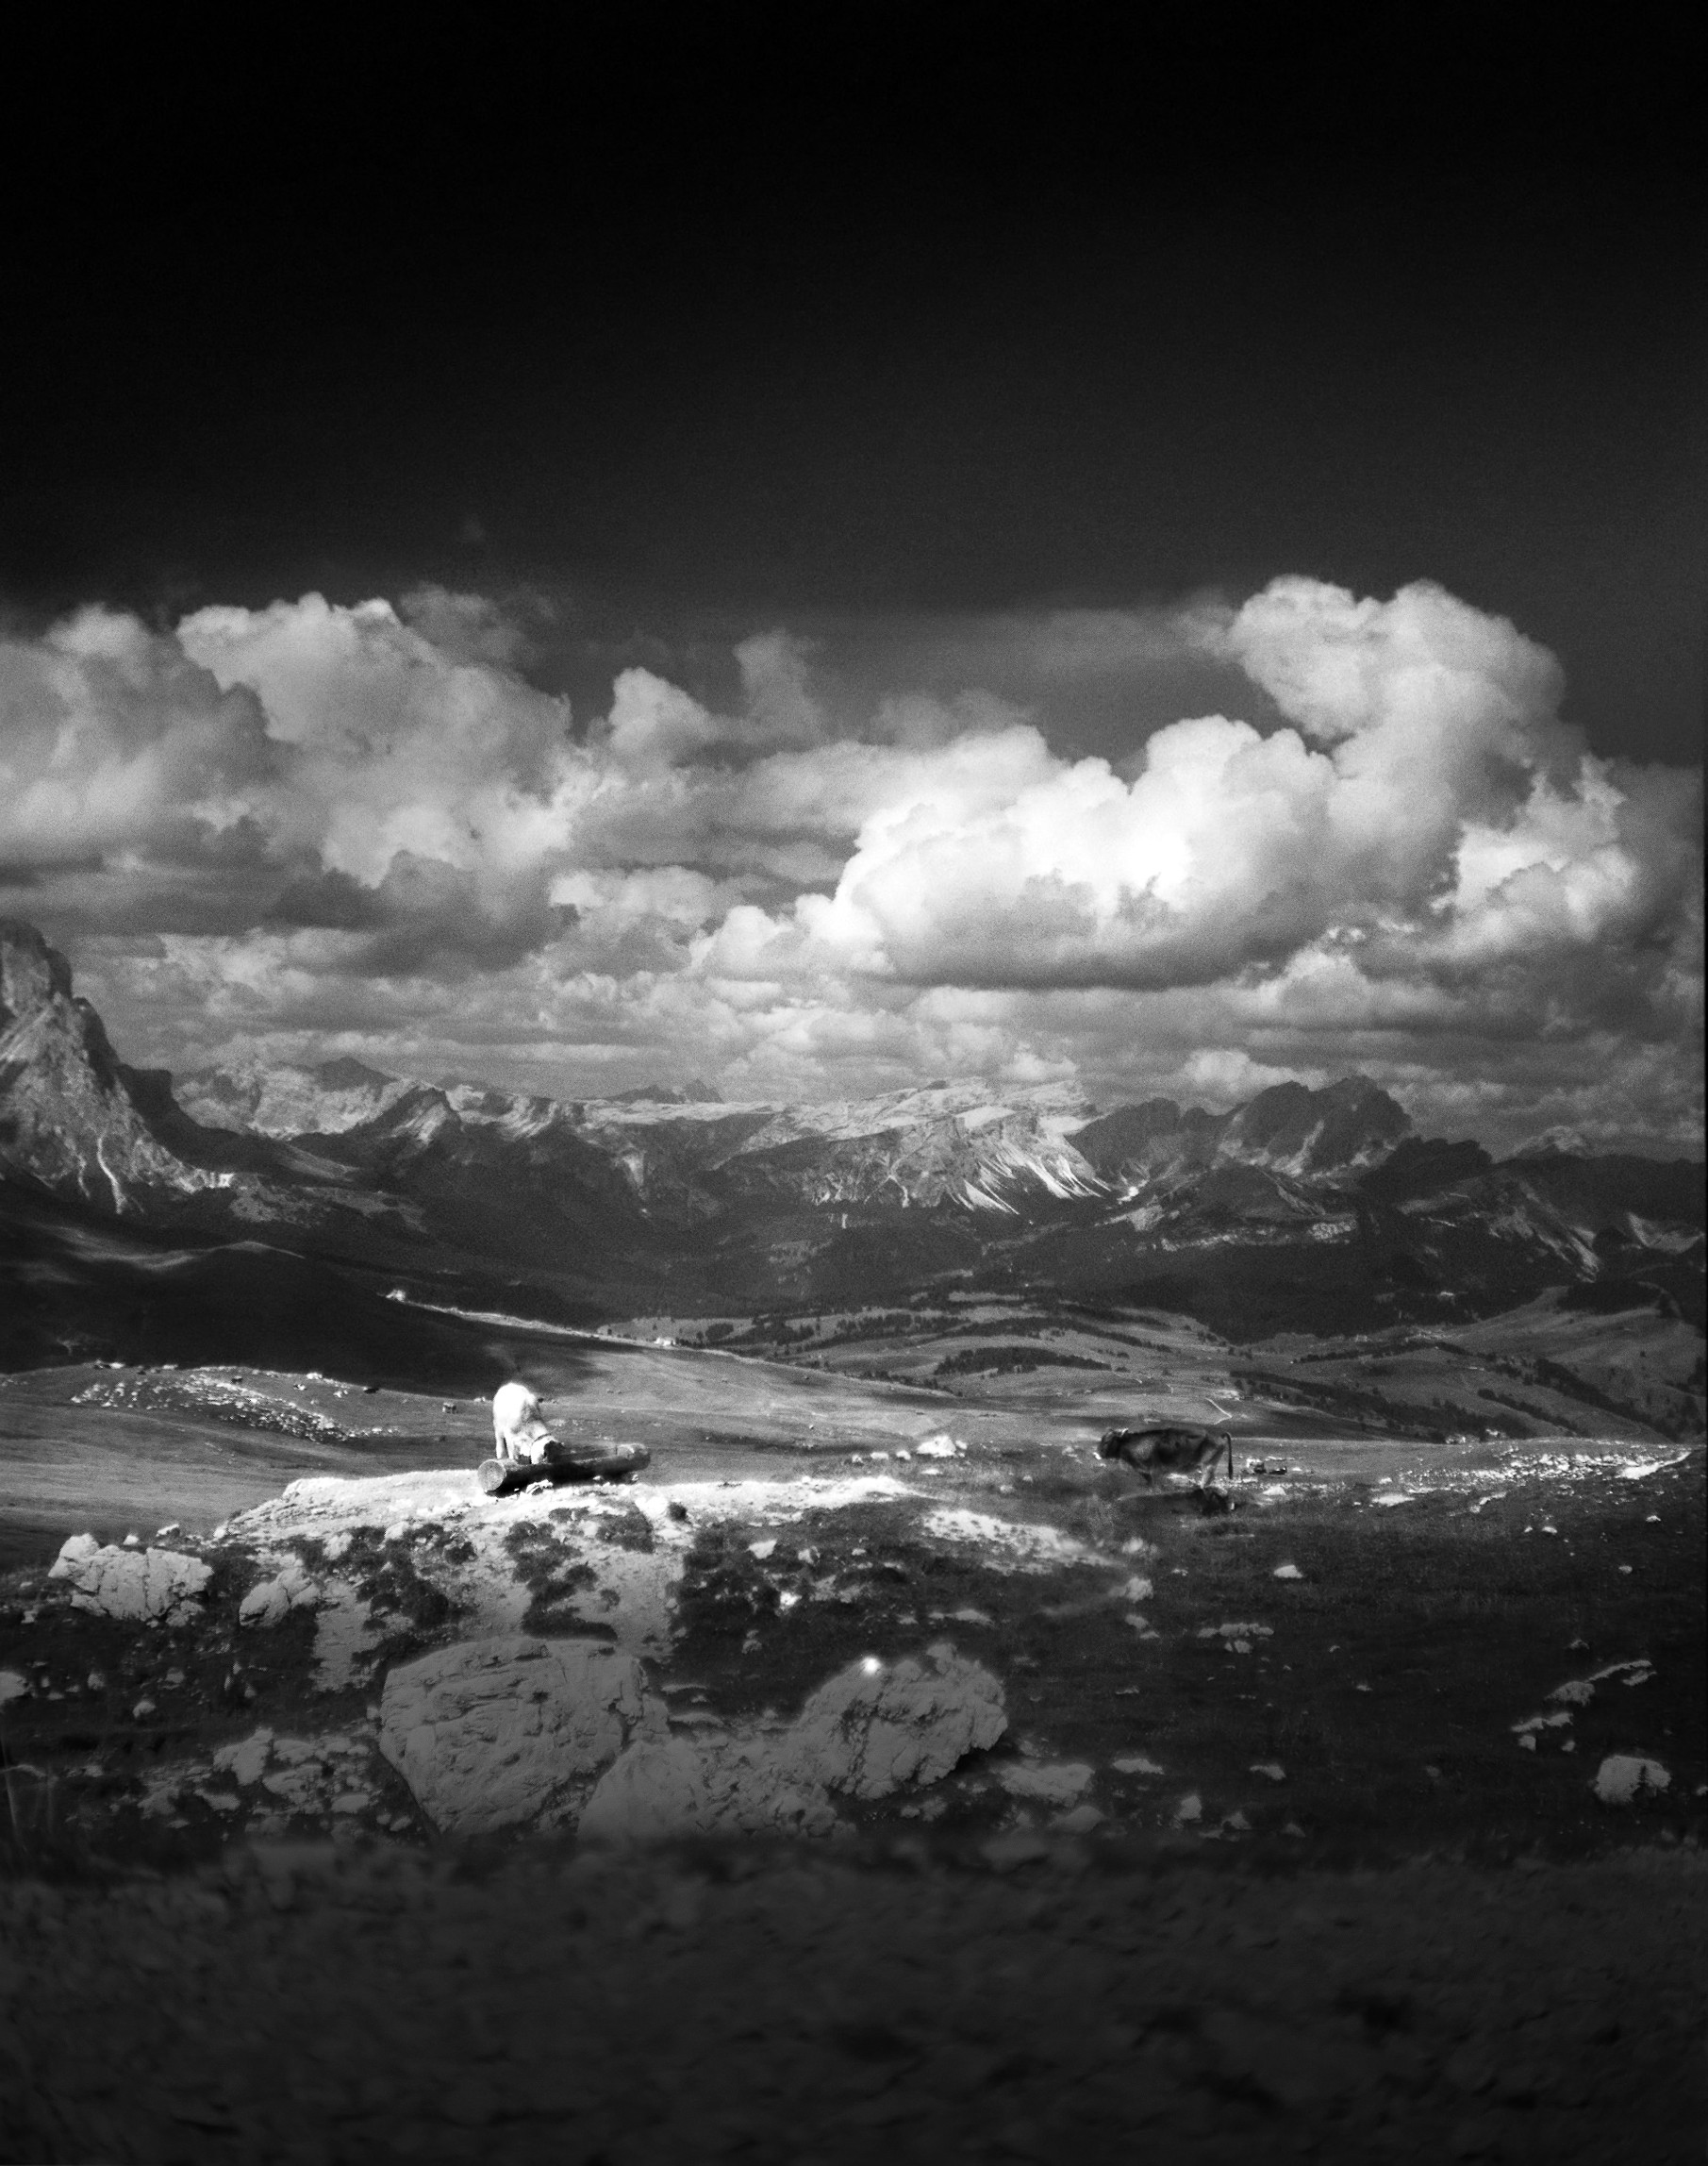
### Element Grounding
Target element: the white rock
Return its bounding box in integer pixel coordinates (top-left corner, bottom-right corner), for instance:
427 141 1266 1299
785 1642 1007 1799
239 1557 323 1628
1272 1563 1304 1580
1119 1575 1153 1603
48 1536 212 1624
1250 1761 1287 1782
1112 1754 1164 1776
0 1670 26 1705
1172 1791 1203 1824
997 1760 1094 1805
1053 1803 1103 1834
579 1739 710 1846
213 1730 274 1787
376 1636 664 1838
1592 1755 1671 1806
921 1508 1096 1575
914 1434 964 1458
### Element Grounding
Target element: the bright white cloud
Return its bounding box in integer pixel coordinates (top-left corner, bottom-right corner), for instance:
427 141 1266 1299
2 577 1698 1152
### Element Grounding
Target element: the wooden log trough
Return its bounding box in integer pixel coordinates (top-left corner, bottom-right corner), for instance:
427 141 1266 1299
477 1441 651 1496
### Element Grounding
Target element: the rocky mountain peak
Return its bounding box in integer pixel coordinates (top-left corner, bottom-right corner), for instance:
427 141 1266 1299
0 917 75 1023
1219 1076 1411 1176
0 921 230 1214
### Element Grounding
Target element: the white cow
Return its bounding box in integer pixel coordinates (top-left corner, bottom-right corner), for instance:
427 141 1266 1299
491 1380 556 1463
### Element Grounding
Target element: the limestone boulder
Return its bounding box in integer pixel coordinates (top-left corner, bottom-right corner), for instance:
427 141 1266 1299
578 1739 710 1846
48 1533 212 1624
786 1641 1006 1800
239 1556 322 1627
376 1635 664 1837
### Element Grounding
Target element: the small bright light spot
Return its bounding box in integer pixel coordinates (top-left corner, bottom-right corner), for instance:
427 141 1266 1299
861 1657 882 1675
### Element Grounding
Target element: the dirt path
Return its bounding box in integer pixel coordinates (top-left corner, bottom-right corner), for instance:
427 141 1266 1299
2 1839 1701 2164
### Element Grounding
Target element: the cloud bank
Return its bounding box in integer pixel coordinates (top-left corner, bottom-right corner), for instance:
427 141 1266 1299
1 577 1698 1153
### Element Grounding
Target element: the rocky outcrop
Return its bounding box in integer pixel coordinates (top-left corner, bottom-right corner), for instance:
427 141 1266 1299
375 1636 666 1837
175 1055 414 1138
786 1641 1007 1798
47 1533 212 1624
239 1557 325 1627
580 1643 1007 1845
373 1629 1008 1847
0 920 233 1213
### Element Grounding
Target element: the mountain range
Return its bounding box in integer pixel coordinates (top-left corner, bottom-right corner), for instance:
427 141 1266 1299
2 916 1701 1362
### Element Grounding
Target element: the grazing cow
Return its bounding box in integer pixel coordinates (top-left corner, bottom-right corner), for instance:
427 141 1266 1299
1098 1424 1234 1490
491 1380 556 1463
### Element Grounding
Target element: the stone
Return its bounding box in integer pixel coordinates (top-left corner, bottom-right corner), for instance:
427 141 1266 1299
376 1635 664 1837
213 1730 274 1787
785 1643 1006 1799
996 1761 1094 1806
48 1534 212 1624
1591 1755 1670 1806
239 1557 323 1627
579 1739 710 1845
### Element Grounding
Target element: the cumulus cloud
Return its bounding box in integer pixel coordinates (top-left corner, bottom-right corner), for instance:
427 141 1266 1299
698 580 1700 1021
2 576 1698 1151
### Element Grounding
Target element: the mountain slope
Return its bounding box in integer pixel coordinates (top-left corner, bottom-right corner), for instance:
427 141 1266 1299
3 917 1701 1346
0 920 248 1214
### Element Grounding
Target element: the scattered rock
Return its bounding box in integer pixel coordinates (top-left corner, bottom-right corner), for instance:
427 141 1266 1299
47 1534 212 1624
1591 1755 1671 1806
996 1761 1094 1806
239 1557 323 1628
1557 1658 1655 1708
920 1508 1095 1575
213 1729 274 1787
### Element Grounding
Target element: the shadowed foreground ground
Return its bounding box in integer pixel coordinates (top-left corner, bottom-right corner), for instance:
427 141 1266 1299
2 1837 1701 2165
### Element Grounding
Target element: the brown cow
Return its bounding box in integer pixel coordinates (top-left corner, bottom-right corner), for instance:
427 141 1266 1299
1097 1424 1234 1490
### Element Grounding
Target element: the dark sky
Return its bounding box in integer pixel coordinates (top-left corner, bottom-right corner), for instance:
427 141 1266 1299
5 6 1702 763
